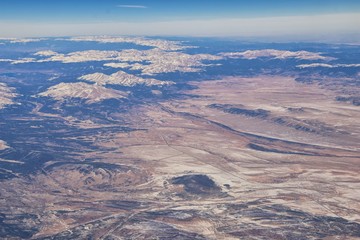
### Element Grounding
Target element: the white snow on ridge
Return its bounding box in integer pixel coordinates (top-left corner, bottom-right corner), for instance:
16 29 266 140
0 83 18 109
3 37 343 76
67 36 193 51
0 59 13 62
105 48 222 75
11 58 37 64
104 62 132 69
34 50 58 56
9 38 46 43
8 50 123 64
79 71 174 87
39 50 122 63
38 82 128 103
297 63 360 68
221 49 335 61
9 48 221 75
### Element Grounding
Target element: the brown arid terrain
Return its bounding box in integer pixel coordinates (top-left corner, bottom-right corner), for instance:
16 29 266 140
0 140 8 151
1 75 360 239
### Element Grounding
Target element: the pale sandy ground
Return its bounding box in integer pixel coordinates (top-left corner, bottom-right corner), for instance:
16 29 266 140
0 140 8 150
1 76 360 239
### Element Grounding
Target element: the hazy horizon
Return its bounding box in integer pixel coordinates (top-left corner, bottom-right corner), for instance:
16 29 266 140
0 0 359 43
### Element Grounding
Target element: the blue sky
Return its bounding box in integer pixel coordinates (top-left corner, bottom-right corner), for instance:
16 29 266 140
1 0 359 22
0 0 359 41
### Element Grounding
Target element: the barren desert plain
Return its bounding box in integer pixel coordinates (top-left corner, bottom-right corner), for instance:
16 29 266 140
1 74 360 239
0 36 359 239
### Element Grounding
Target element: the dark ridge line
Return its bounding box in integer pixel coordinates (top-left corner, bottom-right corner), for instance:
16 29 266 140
247 143 317 156
159 105 358 156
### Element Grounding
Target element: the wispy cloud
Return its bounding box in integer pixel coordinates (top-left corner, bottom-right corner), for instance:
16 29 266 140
117 5 147 9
